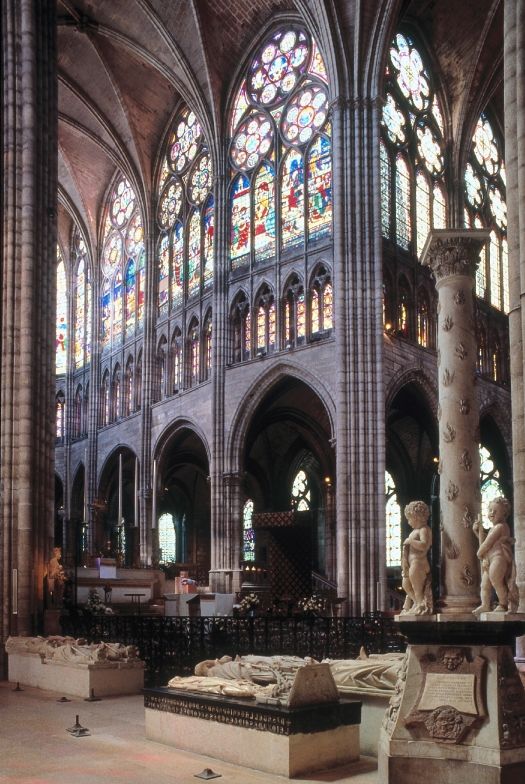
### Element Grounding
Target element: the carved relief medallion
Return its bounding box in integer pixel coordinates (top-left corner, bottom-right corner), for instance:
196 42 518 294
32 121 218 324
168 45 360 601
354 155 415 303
442 315 453 332
446 481 459 501
442 369 455 387
443 423 456 443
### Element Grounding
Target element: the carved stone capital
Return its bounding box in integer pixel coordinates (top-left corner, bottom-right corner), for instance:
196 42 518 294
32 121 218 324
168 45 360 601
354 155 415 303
421 230 489 283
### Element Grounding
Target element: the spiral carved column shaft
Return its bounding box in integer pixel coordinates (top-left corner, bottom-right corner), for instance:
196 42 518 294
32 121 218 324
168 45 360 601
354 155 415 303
422 230 489 614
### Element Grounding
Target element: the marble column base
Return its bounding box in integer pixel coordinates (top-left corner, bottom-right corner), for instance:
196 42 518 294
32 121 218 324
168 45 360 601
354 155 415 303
378 632 525 784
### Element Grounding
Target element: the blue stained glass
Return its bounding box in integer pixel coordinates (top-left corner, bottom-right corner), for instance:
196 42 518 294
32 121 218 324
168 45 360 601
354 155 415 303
254 163 275 260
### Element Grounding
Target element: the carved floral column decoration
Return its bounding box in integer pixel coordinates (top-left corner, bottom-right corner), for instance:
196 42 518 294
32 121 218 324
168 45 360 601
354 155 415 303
422 230 489 615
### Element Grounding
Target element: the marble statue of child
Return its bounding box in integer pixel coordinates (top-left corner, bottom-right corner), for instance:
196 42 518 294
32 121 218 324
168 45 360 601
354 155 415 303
400 500 433 616
473 496 519 615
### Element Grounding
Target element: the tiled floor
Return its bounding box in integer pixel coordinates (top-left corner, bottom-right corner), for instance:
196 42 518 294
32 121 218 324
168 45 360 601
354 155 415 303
0 682 378 784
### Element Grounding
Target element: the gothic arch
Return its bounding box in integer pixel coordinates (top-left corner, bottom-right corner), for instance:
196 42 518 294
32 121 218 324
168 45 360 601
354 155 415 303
385 366 438 415
227 360 336 470
153 417 211 466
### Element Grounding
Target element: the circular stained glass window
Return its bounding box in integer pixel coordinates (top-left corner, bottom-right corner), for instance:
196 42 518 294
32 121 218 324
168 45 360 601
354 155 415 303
473 117 499 176
169 111 202 173
111 179 135 227
230 112 273 171
188 153 212 205
102 232 122 274
390 33 430 112
416 124 443 174
248 30 310 109
125 211 144 258
158 179 183 230
382 93 406 144
281 84 328 145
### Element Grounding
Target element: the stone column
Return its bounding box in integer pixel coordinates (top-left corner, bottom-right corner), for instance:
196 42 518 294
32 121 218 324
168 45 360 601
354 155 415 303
140 229 156 565
209 167 231 592
333 95 387 614
1 0 57 660
505 0 525 665
422 230 489 616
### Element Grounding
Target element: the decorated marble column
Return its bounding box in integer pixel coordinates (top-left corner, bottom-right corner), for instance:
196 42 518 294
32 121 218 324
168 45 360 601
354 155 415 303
422 229 489 618
421 230 489 616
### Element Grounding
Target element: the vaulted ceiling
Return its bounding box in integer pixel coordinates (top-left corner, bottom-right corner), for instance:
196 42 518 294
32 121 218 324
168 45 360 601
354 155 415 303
56 0 504 253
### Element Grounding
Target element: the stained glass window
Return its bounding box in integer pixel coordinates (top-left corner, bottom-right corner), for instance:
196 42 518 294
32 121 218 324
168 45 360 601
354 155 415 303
479 445 504 528
464 114 508 313
281 150 304 249
204 316 212 379
254 164 275 260
189 323 200 386
307 133 332 240
124 359 133 417
188 211 202 298
395 155 411 250
56 248 67 374
159 513 176 564
291 469 311 511
156 106 213 316
243 500 255 561
56 392 65 440
100 176 144 351
172 222 184 308
230 174 251 265
171 330 182 392
382 32 446 255
385 471 401 567
229 26 332 270
73 231 92 370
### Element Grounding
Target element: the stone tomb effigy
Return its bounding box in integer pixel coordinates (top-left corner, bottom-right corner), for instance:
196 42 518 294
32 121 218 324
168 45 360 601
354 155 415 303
6 636 145 698
145 661 361 777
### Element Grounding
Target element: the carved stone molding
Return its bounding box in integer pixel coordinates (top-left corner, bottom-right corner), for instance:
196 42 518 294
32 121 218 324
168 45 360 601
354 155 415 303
421 230 490 282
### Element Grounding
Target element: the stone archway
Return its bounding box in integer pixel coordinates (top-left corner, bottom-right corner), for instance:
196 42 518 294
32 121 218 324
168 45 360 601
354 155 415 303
239 375 335 601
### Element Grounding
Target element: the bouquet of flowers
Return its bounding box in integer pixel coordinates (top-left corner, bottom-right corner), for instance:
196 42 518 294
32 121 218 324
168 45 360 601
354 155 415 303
84 588 113 615
238 592 260 614
297 594 326 616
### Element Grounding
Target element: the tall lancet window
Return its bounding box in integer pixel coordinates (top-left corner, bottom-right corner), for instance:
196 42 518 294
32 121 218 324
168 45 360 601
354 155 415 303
381 32 447 257
464 115 508 313
100 176 144 351
156 107 214 318
73 230 92 369
229 28 332 272
243 499 255 561
385 471 402 567
56 246 67 374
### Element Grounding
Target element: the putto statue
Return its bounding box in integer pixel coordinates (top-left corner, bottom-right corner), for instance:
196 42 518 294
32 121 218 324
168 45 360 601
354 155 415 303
473 496 520 615
400 500 433 616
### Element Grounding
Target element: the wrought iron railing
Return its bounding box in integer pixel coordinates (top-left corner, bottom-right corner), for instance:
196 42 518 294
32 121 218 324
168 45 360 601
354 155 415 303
61 613 406 687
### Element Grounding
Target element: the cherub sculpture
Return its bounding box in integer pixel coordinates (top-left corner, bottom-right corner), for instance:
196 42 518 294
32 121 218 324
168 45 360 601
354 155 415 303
400 500 433 615
473 496 519 615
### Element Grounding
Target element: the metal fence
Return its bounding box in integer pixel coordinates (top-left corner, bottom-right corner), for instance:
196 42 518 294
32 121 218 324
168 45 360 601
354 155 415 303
61 613 406 687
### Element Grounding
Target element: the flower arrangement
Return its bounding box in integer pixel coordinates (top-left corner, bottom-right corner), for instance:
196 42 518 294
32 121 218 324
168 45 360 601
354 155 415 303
84 588 113 615
238 592 260 614
297 594 326 616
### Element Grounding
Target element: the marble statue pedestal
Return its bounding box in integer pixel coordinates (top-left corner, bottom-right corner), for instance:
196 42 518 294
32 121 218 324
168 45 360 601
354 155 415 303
144 688 361 777
378 621 525 784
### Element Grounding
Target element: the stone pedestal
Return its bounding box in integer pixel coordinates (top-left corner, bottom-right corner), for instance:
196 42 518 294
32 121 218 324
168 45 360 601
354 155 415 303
145 688 361 777
378 621 525 784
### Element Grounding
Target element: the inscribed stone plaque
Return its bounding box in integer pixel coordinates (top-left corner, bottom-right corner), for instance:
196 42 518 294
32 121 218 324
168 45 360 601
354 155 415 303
418 673 477 714
288 663 339 708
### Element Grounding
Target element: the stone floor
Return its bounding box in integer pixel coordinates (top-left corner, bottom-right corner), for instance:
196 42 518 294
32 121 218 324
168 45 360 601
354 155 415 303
0 682 378 784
